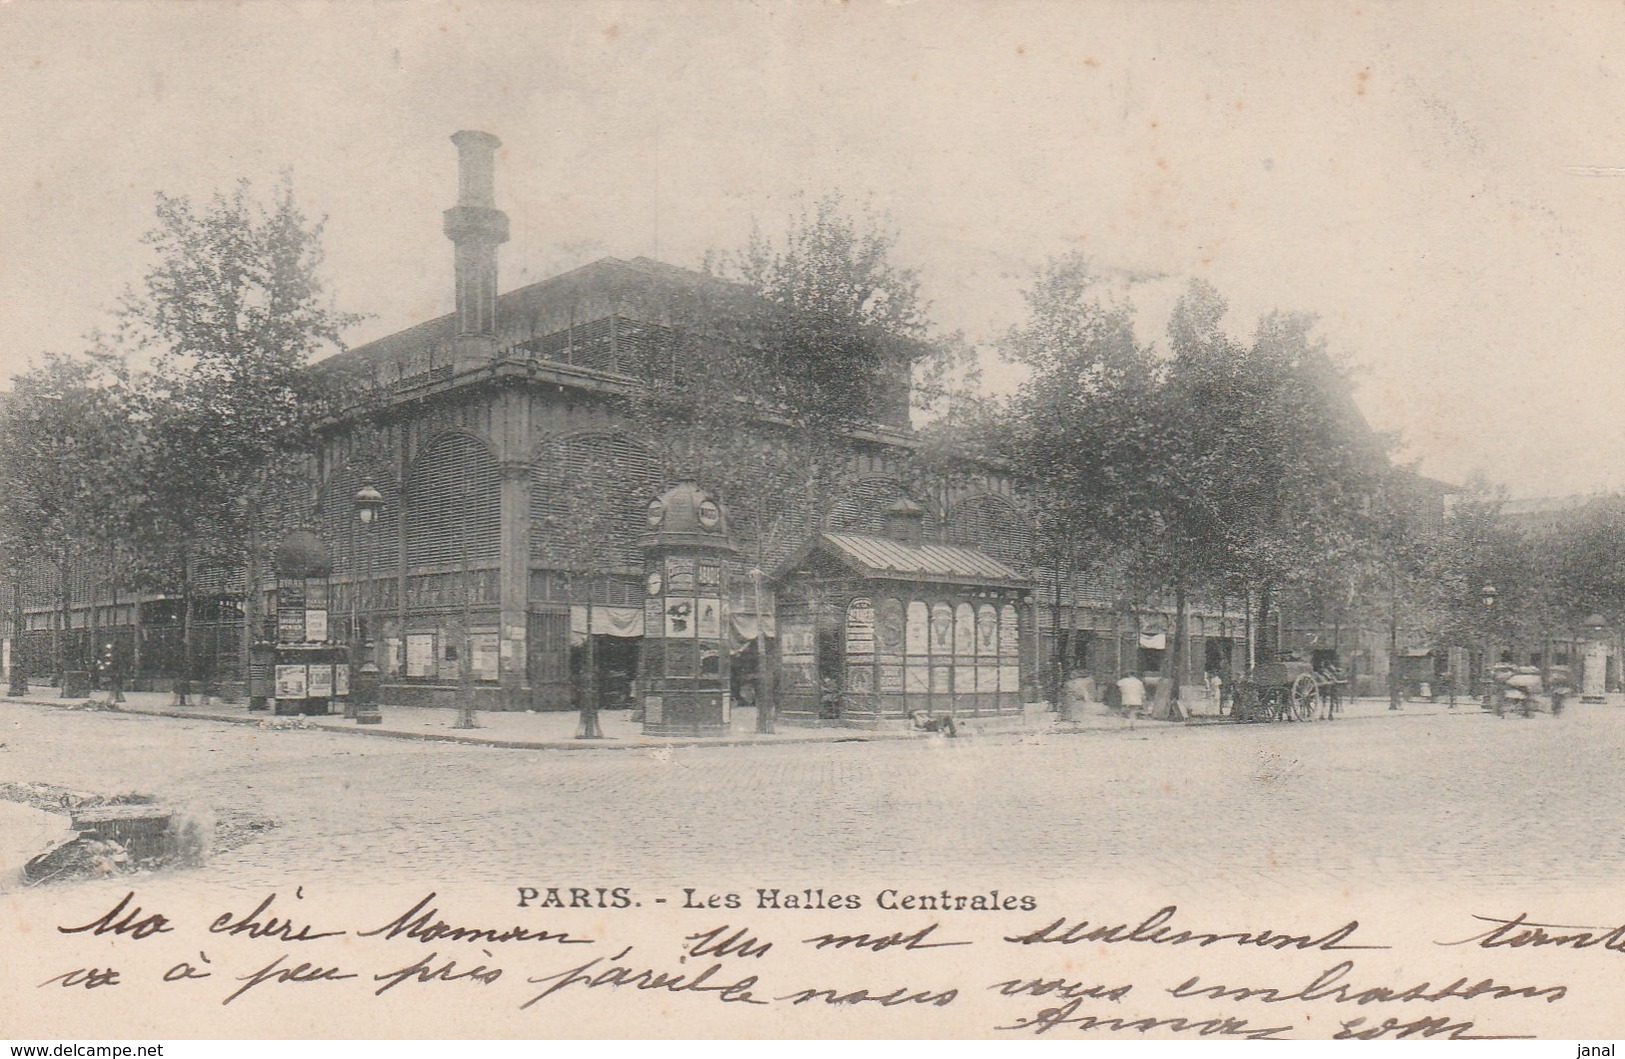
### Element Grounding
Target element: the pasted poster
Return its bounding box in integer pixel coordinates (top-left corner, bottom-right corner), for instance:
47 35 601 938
665 556 696 593
955 602 976 657
305 608 329 643
273 664 307 699
278 579 306 608
405 633 435 678
905 600 930 655
277 608 306 643
976 603 998 656
930 602 954 655
333 662 350 698
999 603 1020 658
696 598 721 640
876 598 905 656
664 598 696 638
844 598 875 656
307 664 334 698
471 633 499 680
780 623 815 660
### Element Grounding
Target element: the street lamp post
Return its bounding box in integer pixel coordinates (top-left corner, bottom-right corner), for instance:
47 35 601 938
1480 584 1497 706
453 472 478 730
751 565 772 734
353 483 384 725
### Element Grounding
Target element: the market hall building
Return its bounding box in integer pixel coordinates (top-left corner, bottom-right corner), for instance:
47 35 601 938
298 129 1057 725
3 130 1252 725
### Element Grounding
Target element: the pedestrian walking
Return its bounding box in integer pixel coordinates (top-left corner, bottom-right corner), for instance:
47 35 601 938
1115 671 1146 717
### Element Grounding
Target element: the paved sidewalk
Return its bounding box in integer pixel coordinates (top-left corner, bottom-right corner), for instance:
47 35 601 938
0 682 1481 751
1 688 1072 750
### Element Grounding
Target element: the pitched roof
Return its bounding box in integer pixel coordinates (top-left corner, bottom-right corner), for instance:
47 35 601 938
325 256 750 373
814 532 1028 587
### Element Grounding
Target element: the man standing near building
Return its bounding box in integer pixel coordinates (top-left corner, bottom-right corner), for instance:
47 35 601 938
1115 671 1146 717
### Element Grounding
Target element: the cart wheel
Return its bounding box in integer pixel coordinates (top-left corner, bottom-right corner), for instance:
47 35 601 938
1259 687 1284 721
1290 674 1319 722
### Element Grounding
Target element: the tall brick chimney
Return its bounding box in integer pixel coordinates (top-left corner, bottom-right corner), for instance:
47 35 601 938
443 130 509 365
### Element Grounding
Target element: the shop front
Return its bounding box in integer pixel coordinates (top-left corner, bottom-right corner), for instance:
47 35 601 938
772 532 1031 727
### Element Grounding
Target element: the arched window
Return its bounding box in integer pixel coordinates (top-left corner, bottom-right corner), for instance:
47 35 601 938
530 433 664 568
404 433 500 567
316 462 401 581
947 494 1034 566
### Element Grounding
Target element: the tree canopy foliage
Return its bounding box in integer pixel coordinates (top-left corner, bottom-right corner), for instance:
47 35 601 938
991 258 1391 714
2 178 360 695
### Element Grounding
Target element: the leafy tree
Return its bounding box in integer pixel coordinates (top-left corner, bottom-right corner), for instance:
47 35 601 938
0 352 139 685
721 193 934 435
1423 482 1552 680
996 269 1388 720
997 253 1160 713
1352 468 1454 707
1542 495 1625 634
1156 293 1384 712
113 178 362 703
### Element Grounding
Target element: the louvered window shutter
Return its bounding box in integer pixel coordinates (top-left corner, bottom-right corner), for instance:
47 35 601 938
948 495 1034 566
405 435 501 566
530 434 664 568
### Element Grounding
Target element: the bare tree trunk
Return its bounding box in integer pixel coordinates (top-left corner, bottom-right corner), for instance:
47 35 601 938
584 591 602 738
88 557 101 691
54 549 69 685
1388 567 1402 710
576 572 603 739
753 503 773 734
1157 584 1188 722
131 578 143 693
9 560 27 695
1066 545 1080 690
1052 533 1068 718
241 514 260 691
107 558 126 703
1257 582 1275 660
178 544 193 707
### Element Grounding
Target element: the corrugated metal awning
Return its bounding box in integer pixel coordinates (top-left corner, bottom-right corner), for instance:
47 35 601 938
818 532 1028 588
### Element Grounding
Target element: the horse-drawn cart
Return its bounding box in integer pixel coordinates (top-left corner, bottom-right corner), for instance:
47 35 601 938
1231 659 1322 722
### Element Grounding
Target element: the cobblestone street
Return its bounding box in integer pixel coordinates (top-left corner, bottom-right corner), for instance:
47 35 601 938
2 698 1621 898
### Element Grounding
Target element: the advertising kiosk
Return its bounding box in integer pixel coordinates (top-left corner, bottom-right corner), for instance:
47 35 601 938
253 529 351 717
638 483 736 736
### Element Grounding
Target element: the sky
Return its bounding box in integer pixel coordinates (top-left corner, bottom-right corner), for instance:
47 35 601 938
4 0 1625 497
